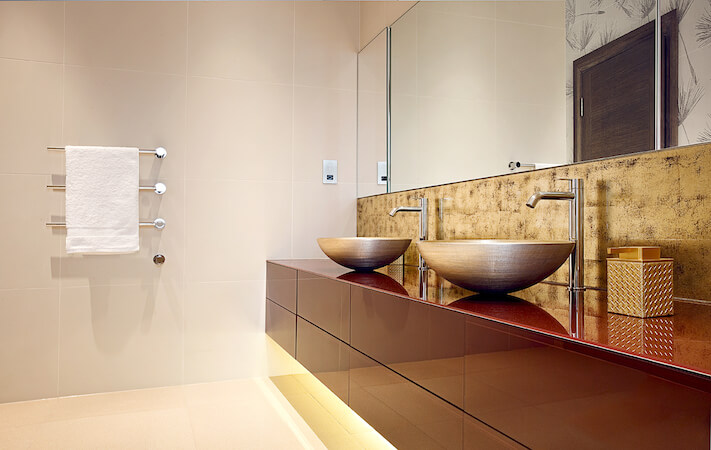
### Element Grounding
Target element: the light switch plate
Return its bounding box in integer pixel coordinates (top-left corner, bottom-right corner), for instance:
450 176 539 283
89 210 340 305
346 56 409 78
323 160 337 184
377 161 387 185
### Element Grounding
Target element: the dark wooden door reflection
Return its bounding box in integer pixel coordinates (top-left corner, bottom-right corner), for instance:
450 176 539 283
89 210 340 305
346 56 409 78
295 317 350 403
350 286 466 408
464 316 711 449
574 11 678 161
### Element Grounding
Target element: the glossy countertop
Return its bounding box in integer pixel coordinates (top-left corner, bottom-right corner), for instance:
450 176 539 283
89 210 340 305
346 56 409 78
269 258 711 386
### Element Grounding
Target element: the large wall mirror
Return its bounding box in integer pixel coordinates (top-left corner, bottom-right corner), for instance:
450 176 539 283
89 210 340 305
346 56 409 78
357 0 711 198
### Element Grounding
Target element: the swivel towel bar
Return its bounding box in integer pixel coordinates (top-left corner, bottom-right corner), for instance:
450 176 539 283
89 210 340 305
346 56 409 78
48 146 167 159
47 182 167 195
46 218 167 230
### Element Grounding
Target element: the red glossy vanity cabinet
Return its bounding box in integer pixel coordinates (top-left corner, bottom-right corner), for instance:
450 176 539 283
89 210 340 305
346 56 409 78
266 261 711 449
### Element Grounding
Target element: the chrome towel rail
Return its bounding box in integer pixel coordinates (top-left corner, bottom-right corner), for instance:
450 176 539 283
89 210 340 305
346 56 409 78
48 146 167 159
47 182 167 195
46 218 166 229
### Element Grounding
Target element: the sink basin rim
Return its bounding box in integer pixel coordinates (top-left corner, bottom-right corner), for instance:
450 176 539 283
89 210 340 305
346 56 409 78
317 237 412 272
417 239 574 293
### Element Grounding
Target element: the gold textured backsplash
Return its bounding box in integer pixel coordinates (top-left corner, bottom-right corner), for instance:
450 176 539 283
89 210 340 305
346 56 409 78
357 142 711 301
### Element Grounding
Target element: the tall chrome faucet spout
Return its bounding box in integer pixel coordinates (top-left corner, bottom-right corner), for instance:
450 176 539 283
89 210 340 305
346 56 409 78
526 191 575 208
527 179 585 338
388 198 429 271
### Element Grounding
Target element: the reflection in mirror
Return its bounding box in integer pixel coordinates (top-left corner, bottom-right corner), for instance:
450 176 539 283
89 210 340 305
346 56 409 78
370 0 691 196
568 0 669 161
390 1 569 192
357 30 388 198
660 0 711 147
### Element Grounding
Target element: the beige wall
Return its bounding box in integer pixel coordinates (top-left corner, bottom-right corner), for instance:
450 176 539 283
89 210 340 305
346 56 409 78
359 1 416 50
0 1 358 403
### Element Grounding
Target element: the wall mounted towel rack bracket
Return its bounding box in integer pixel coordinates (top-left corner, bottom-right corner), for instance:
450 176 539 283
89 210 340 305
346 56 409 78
46 218 166 229
47 146 167 159
47 182 167 195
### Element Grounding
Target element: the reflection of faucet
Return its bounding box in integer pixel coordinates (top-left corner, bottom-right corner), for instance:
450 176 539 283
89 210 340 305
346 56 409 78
526 179 585 338
389 197 428 271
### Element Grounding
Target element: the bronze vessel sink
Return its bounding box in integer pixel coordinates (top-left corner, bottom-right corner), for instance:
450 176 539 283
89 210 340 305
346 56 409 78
317 237 412 271
417 240 574 293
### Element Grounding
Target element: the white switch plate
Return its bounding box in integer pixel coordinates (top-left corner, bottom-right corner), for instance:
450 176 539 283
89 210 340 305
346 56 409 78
323 160 337 184
377 161 387 185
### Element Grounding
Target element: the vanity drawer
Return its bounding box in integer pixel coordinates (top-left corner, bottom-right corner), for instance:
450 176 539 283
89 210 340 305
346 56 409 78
350 285 465 409
265 299 296 357
297 271 350 343
349 348 520 450
266 262 297 313
296 317 349 403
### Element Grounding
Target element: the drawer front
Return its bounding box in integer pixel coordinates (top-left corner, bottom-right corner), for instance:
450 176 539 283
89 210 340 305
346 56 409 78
265 299 296 357
266 262 297 313
351 286 465 409
349 348 521 450
464 316 711 449
297 271 350 343
296 317 349 403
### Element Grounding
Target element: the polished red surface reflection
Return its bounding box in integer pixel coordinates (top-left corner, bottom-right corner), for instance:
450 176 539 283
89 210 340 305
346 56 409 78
270 259 711 388
449 295 568 335
337 271 409 296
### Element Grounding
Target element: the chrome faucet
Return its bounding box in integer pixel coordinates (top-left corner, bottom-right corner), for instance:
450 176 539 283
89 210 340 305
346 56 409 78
389 197 428 271
526 179 585 337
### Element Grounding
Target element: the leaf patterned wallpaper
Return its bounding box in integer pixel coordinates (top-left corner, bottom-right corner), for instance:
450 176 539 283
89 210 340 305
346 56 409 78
565 0 711 156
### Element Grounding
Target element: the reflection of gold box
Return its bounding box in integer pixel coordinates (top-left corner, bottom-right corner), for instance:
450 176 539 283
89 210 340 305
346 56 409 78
607 247 673 318
607 314 673 361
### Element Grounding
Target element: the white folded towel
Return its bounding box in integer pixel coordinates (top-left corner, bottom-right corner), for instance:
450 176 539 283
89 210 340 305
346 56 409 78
65 146 139 254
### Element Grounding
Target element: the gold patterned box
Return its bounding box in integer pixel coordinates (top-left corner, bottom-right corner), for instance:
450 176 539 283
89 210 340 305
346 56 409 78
607 247 674 318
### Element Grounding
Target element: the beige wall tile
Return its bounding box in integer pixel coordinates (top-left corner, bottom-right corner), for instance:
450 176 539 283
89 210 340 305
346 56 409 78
0 59 62 175
360 1 386 50
496 1 565 29
59 178 185 287
184 281 268 383
188 1 294 83
360 1 415 50
58 283 184 396
65 1 187 75
417 1 497 19
186 76 292 182
62 65 186 180
0 289 59 403
0 0 360 403
495 20 565 106
383 1 417 28
293 86 357 183
293 182 357 258
0 174 62 290
295 1 358 90
0 1 64 63
185 180 292 283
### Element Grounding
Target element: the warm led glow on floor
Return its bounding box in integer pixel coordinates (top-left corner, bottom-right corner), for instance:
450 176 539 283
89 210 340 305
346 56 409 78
270 373 394 449
265 337 394 449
